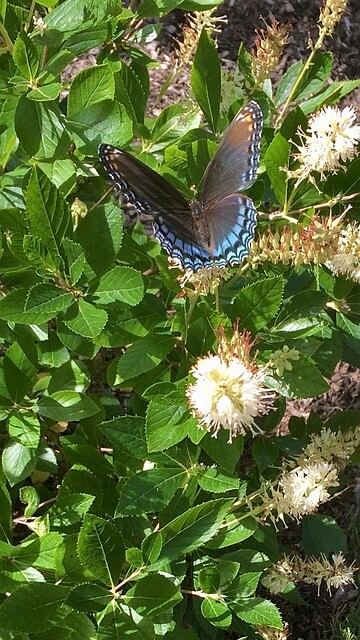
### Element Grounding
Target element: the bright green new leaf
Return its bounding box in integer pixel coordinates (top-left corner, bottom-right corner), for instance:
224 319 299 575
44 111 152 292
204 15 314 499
201 599 232 629
63 300 108 339
2 440 38 487
36 390 100 421
68 65 115 117
13 31 39 80
191 28 221 133
231 597 283 629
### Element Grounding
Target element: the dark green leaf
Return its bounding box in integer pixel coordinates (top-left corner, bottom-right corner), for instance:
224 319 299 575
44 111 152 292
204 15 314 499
63 300 108 338
116 467 188 516
77 515 125 586
231 276 284 332
124 574 182 616
94 266 144 306
0 583 70 632
302 514 348 556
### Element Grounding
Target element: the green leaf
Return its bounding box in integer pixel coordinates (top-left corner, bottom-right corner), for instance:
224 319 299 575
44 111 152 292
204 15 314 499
302 514 348 556
75 203 123 277
66 582 112 613
206 515 257 549
141 531 162 565
198 468 240 493
48 359 90 394
26 167 71 258
0 484 12 541
61 443 113 476
116 467 188 516
48 493 95 528
264 133 290 204
94 266 144 306
231 597 282 628
62 238 85 284
201 599 232 629
2 440 38 486
154 499 233 567
38 332 70 368
68 65 115 117
275 60 302 106
269 352 329 399
63 300 108 338
274 291 328 334
19 485 40 517
116 334 175 380
146 389 195 452
294 52 333 101
191 28 220 133
231 276 284 332
201 429 243 474
0 583 70 632
8 411 41 448
125 574 182 616
13 30 39 80
77 515 125 586
137 0 180 17
26 284 73 319
15 98 70 158
37 390 100 421
27 83 62 101
99 416 148 459
3 341 36 403
97 603 155 639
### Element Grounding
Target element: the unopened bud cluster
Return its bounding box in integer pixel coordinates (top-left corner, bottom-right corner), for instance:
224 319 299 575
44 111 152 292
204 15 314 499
251 20 290 85
176 10 226 67
319 0 349 36
248 215 343 269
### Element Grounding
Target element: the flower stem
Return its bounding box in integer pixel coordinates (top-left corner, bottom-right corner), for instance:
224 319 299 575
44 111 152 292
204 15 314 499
275 32 325 127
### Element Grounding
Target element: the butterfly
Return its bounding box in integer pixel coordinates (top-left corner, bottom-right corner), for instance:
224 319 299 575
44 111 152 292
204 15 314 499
98 101 262 272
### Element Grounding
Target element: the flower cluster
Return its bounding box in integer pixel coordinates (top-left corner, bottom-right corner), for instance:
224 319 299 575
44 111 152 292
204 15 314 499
174 262 232 296
329 221 360 284
187 326 275 441
175 10 226 67
319 0 349 37
288 106 360 186
262 425 360 524
248 214 343 269
263 553 355 595
251 20 290 86
264 462 339 524
299 426 360 470
220 63 245 116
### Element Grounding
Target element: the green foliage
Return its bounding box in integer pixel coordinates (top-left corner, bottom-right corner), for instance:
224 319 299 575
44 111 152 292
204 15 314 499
0 0 359 638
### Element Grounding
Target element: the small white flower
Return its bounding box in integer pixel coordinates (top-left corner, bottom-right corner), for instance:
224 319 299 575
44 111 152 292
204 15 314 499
187 354 275 441
266 462 339 523
329 222 360 283
289 106 360 185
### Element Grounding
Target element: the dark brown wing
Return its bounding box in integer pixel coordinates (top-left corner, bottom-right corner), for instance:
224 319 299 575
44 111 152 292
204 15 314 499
200 101 263 208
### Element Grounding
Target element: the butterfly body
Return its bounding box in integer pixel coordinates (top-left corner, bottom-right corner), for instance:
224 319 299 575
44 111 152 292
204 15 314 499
99 101 262 272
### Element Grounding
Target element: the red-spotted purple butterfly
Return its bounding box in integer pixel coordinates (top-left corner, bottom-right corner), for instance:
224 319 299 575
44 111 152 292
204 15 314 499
98 101 262 272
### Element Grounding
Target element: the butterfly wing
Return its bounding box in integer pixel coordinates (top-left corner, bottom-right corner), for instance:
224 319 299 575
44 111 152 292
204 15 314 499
200 101 263 208
99 144 190 216
98 144 214 270
204 194 257 266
